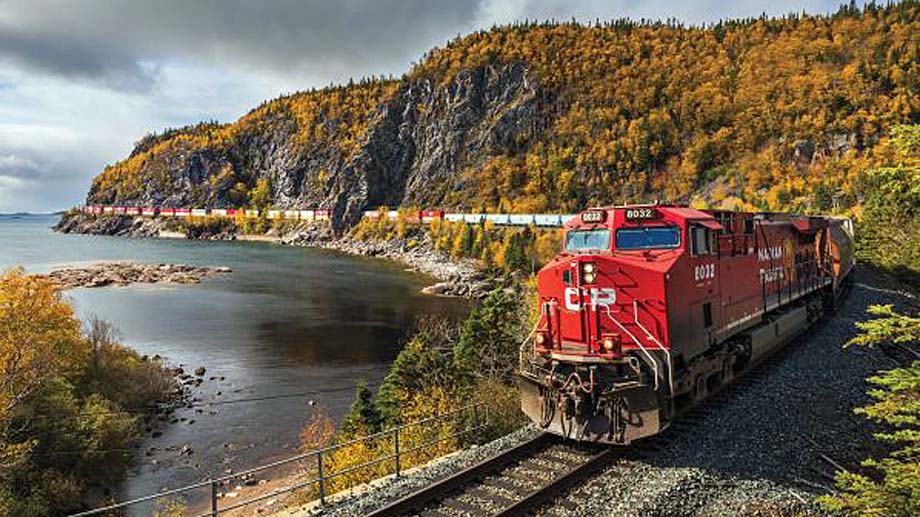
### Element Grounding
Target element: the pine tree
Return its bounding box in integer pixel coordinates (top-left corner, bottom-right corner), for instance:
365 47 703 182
375 330 456 426
502 231 529 273
340 381 382 437
454 288 521 380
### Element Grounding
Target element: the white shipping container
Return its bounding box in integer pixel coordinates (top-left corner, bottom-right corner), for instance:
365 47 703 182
191 208 208 217
267 210 281 220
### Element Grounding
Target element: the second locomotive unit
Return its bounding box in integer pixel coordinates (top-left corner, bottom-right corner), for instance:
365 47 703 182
519 204 854 443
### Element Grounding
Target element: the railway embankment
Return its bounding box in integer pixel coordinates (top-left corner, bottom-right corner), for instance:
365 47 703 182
276 266 917 516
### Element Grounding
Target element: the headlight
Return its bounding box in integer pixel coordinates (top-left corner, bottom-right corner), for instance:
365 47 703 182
583 272 596 284
582 262 595 273
535 332 546 345
603 336 615 351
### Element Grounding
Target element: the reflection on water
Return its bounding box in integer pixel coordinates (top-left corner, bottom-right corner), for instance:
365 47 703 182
0 215 467 502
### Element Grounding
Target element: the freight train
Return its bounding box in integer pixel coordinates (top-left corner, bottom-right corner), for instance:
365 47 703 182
518 204 854 444
80 205 333 221
78 205 579 227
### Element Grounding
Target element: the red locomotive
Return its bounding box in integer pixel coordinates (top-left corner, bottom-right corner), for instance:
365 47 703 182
519 204 854 443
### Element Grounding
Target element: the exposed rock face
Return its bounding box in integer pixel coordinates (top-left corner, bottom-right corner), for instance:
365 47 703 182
85 63 543 231
55 213 163 237
345 62 542 223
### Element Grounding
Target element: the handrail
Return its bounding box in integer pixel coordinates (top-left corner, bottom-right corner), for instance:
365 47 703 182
603 305 660 391
633 299 675 397
69 402 485 517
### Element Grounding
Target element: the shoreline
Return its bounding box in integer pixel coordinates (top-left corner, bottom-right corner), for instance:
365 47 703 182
55 213 497 298
47 213 486 512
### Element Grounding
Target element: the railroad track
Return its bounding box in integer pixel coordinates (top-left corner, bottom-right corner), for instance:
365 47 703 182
368 303 836 517
367 433 616 517
367 349 798 517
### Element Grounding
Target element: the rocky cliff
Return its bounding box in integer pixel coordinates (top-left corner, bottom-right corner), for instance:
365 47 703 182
84 5 918 229
88 62 542 229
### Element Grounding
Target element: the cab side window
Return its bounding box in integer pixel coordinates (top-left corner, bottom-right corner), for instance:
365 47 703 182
690 225 712 256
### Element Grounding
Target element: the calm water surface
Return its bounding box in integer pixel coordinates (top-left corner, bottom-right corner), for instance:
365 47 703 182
0 214 466 505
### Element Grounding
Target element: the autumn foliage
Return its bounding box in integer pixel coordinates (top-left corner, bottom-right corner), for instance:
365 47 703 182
0 270 173 515
88 3 916 221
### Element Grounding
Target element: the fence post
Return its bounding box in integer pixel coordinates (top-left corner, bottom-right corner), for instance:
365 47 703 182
393 428 401 478
210 479 218 517
317 451 326 505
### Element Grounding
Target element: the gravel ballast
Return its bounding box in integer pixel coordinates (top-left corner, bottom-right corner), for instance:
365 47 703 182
280 266 915 516
277 427 544 516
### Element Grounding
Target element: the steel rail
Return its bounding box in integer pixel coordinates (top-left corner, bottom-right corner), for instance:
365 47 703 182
494 446 615 517
365 432 619 517
366 433 553 516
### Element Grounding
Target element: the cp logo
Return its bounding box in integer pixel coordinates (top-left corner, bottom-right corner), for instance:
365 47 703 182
564 287 617 311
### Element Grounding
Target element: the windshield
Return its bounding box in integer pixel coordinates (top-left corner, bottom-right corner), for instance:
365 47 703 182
566 229 611 251
615 226 681 250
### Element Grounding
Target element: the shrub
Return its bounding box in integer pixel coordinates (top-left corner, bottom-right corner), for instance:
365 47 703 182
855 125 920 287
300 405 336 453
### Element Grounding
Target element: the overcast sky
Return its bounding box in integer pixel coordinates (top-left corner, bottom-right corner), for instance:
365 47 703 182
0 0 859 212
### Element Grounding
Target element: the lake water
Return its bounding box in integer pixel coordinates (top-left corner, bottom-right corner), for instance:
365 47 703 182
0 214 466 507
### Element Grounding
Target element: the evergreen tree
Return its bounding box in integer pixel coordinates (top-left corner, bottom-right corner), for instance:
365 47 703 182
820 305 920 516
502 231 529 273
856 125 920 287
375 326 457 426
340 381 382 437
454 288 521 380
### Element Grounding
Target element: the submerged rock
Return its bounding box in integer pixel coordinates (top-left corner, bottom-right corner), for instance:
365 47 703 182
43 261 231 290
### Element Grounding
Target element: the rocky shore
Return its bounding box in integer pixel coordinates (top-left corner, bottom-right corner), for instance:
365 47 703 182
55 213 495 298
55 212 162 237
45 261 231 289
280 225 499 298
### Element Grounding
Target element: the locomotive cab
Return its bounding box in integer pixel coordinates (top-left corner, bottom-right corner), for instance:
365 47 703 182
520 204 725 443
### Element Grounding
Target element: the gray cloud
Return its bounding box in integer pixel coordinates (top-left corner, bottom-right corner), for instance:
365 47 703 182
0 0 479 92
1 0 850 92
0 153 41 179
0 29 159 92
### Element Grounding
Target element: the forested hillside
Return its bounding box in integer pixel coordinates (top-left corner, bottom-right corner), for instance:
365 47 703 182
87 3 917 226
